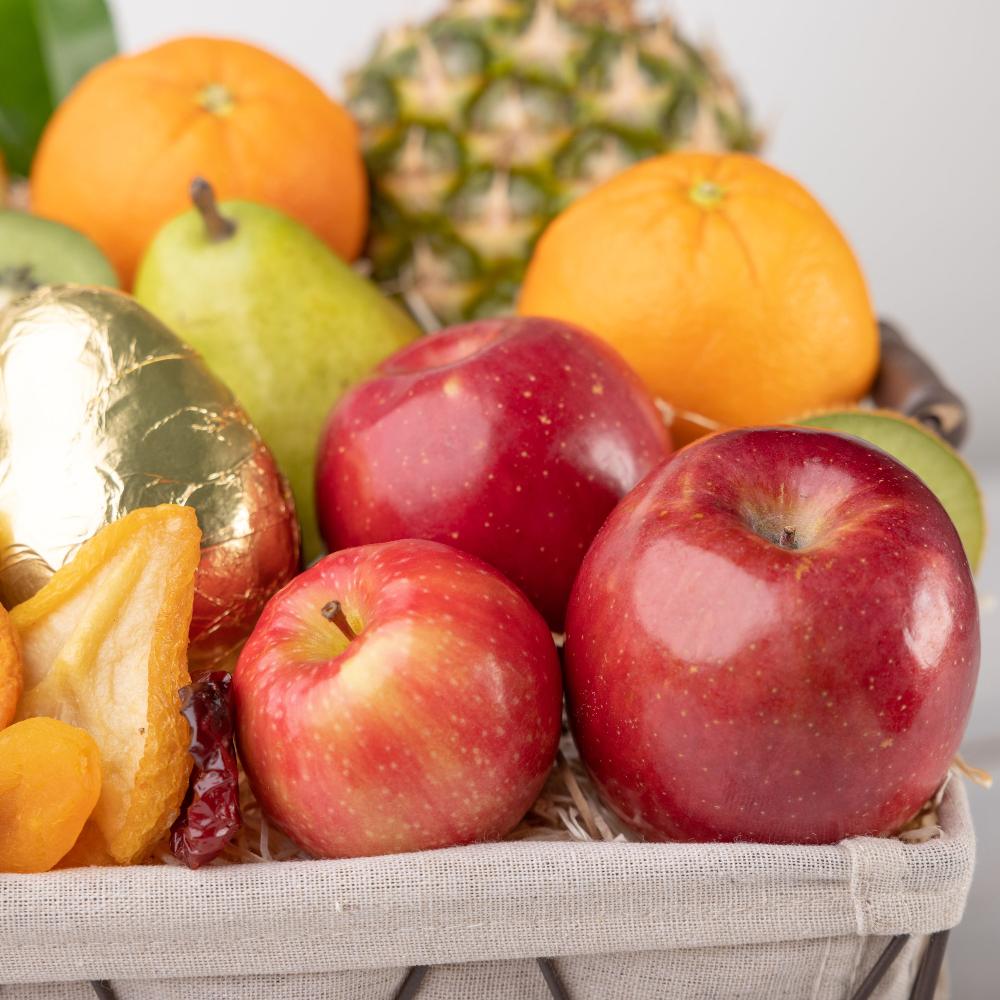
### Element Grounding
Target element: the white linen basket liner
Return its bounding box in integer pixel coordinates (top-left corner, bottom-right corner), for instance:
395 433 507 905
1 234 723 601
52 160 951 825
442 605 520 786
0 780 974 999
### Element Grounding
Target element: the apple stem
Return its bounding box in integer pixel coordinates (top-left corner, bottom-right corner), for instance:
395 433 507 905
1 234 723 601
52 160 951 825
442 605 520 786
780 526 797 549
321 600 356 641
190 177 237 242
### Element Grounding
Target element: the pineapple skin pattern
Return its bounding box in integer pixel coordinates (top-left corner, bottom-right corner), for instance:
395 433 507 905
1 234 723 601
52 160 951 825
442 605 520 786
347 0 758 323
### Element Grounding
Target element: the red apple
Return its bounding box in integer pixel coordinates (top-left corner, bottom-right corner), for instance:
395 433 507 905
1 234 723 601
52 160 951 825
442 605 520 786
564 427 979 843
315 316 670 630
233 538 562 858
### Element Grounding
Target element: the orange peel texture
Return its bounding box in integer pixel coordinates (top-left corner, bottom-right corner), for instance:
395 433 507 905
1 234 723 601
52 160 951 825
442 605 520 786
520 152 878 444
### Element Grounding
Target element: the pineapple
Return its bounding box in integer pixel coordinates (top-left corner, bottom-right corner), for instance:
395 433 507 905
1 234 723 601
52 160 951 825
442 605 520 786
347 0 759 324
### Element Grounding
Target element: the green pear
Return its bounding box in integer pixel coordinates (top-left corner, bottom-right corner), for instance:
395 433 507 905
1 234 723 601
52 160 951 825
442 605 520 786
0 211 118 311
134 180 420 559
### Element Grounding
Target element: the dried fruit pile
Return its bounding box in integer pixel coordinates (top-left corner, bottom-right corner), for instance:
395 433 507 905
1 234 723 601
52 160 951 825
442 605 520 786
0 506 203 870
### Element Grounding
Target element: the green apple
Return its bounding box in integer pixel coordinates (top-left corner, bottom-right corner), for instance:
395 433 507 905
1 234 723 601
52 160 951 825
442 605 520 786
134 181 420 559
797 408 985 571
0 210 118 311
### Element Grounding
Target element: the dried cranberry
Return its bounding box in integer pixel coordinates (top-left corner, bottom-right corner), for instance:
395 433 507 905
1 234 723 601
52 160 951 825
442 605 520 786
170 671 241 868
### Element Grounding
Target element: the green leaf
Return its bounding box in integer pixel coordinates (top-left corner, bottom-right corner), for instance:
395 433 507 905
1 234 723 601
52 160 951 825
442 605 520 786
0 0 117 177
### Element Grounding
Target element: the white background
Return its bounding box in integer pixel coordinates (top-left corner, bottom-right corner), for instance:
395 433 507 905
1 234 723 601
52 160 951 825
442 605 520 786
112 1 1000 990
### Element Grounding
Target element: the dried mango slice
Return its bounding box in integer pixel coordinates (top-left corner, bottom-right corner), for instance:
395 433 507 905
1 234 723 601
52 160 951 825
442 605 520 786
0 605 21 729
0 717 101 873
12 506 200 864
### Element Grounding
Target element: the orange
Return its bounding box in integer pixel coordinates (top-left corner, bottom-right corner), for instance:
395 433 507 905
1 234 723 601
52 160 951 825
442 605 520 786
30 36 367 287
519 153 878 443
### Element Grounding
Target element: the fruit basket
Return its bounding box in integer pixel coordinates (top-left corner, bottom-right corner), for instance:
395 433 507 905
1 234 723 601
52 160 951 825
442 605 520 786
0 244 982 989
0 324 979 1000
0 7 987 1000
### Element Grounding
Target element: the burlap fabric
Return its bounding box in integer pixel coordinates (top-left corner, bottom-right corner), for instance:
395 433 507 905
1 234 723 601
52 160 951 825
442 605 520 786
0 781 973 999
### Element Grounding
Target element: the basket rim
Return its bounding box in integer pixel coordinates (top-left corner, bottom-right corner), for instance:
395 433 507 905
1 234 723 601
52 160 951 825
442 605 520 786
0 779 975 987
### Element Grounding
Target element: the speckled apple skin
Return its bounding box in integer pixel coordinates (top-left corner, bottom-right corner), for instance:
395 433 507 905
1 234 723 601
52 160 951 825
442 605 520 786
315 317 671 631
565 427 980 844
233 539 562 858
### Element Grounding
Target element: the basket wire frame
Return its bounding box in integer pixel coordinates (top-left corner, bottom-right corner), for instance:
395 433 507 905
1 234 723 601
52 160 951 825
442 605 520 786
86 933 948 1000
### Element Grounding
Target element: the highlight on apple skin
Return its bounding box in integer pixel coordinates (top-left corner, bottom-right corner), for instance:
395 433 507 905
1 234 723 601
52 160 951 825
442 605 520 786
233 538 564 859
314 315 671 632
564 426 980 844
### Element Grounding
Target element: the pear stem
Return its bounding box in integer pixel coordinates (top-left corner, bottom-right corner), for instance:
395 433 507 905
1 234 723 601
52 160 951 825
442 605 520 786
190 177 236 242
321 600 356 641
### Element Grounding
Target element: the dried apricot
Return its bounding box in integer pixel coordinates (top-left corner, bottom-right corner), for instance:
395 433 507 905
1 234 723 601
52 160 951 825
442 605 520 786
12 506 200 864
0 604 21 729
56 817 115 868
0 717 101 873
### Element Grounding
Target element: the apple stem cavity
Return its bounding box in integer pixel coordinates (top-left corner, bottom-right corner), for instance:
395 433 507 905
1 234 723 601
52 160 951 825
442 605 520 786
780 526 798 549
321 600 356 641
190 177 237 242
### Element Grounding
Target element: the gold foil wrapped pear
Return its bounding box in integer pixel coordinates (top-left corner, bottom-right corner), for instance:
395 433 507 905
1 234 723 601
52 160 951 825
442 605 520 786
0 286 300 663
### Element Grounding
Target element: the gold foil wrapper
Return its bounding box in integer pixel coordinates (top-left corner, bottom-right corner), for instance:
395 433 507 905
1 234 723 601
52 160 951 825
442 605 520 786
0 286 300 663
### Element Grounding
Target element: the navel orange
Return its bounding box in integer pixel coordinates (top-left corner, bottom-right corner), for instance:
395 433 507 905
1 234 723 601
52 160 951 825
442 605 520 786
30 37 367 287
519 153 878 442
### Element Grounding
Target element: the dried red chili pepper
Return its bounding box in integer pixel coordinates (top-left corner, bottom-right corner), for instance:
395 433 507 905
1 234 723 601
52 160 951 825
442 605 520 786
170 671 241 868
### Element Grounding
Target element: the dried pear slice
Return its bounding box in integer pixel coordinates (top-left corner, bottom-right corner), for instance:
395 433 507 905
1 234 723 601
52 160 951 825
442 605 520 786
0 605 21 728
11 505 200 864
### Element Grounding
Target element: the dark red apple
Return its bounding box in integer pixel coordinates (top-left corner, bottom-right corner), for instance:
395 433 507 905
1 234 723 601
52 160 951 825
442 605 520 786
315 316 671 630
564 426 979 843
233 538 562 858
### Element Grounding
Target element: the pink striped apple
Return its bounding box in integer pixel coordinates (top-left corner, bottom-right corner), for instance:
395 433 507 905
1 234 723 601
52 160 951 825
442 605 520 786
234 539 562 858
